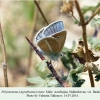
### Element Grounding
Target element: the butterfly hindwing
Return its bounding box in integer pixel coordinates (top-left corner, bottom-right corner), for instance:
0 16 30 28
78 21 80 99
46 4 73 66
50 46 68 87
37 37 60 55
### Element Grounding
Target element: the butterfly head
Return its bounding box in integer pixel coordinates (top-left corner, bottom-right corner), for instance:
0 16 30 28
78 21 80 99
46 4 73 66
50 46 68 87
46 52 63 61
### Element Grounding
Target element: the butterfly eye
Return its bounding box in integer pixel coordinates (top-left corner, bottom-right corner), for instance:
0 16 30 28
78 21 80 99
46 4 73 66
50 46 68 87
60 53 63 57
57 36 60 38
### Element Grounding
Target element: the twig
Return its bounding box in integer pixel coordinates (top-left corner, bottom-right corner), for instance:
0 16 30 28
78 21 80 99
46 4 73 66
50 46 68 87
72 14 80 24
25 37 69 87
75 0 95 87
46 61 69 87
26 4 38 82
69 12 80 24
0 22 8 87
34 0 49 25
85 6 100 25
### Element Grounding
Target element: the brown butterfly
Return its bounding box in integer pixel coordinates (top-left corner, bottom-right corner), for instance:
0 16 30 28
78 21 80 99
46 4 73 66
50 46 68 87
35 21 67 61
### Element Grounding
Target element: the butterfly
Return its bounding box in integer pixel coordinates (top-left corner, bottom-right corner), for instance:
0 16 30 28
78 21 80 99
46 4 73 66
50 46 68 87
35 20 67 61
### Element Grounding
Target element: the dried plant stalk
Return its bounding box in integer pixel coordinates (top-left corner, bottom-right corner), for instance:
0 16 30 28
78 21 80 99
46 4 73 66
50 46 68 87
74 0 95 87
0 22 8 87
34 0 49 25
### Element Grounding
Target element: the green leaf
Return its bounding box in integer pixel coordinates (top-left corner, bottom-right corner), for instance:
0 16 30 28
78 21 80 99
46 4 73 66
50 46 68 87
84 16 89 21
62 76 67 81
97 18 100 20
35 60 47 72
95 73 100 82
70 73 79 82
68 66 84 86
82 3 100 15
87 36 100 48
45 73 53 78
74 20 79 24
47 79 58 87
93 19 100 25
92 63 100 74
70 66 84 74
82 6 94 14
61 47 78 70
61 55 72 71
27 76 46 85
27 76 58 87
94 43 100 51
90 18 97 27
74 79 85 87
62 47 69 53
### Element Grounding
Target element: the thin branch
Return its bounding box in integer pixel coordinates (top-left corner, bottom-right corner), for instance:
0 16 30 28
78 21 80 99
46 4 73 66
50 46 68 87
75 0 95 87
25 37 69 87
71 14 80 24
34 0 49 25
68 12 80 24
85 6 100 25
75 1 85 24
0 22 8 87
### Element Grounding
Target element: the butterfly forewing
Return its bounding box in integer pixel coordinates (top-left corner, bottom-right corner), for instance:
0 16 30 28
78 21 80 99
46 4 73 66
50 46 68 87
35 21 64 42
37 37 60 55
35 27 45 42
43 21 64 37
